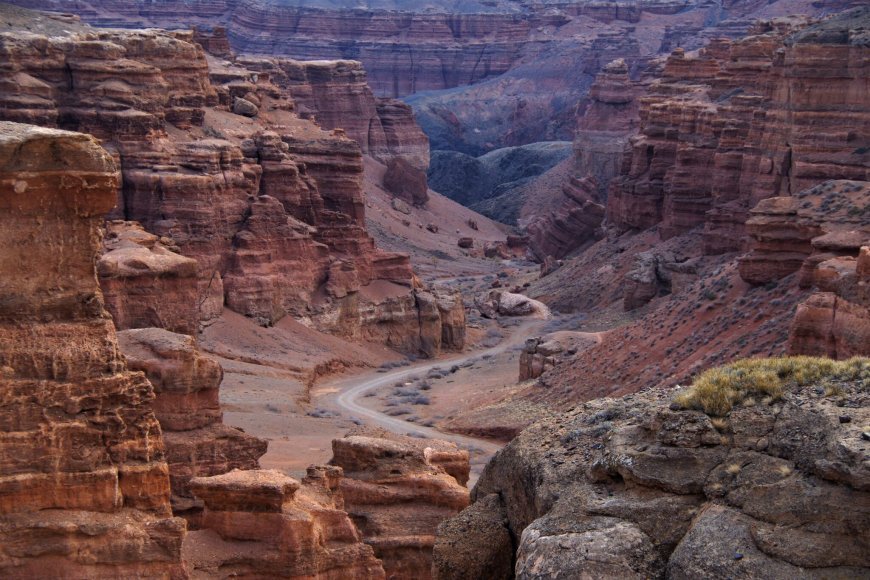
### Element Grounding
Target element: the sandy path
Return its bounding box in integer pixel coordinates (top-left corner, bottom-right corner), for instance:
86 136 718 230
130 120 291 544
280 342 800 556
328 318 548 478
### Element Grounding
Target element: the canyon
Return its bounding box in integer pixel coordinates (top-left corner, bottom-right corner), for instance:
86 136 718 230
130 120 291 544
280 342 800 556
7 0 865 155
0 1 868 579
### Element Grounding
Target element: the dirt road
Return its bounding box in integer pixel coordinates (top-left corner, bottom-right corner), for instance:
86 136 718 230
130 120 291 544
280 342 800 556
329 318 549 479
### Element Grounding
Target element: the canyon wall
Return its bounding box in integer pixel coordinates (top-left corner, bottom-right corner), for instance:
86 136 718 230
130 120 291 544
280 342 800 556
330 431 471 580
0 7 462 357
735 180 869 360
0 121 186 578
607 9 869 255
12 0 861 155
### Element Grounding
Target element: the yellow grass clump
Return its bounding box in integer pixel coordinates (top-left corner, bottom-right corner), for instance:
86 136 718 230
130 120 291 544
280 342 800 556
673 356 870 416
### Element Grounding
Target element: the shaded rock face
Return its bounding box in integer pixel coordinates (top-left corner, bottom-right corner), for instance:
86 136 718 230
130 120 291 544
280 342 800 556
330 432 471 580
117 328 267 521
522 58 639 260
0 9 463 357
186 467 386 578
0 121 185 578
383 156 429 207
525 175 605 261
429 142 572 208
434 380 870 579
789 245 870 360
738 180 869 287
608 10 870 254
98 220 200 335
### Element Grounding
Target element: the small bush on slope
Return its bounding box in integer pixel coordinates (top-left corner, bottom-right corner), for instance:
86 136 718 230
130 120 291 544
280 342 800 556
674 356 870 416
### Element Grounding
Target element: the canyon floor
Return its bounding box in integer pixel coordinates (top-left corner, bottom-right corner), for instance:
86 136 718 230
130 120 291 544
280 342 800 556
206 266 551 485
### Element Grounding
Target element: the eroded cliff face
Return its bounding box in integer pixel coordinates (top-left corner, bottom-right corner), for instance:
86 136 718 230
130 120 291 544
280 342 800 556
0 7 461 357
330 430 471 580
435 374 870 579
735 180 869 360
184 468 386 578
117 328 268 523
0 121 186 578
607 10 869 254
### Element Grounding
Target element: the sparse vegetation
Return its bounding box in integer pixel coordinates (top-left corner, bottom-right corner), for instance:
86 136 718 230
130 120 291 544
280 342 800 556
674 356 870 416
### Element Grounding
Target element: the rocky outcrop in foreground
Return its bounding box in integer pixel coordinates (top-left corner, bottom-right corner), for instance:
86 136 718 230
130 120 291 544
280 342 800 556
434 360 870 578
185 468 386 578
0 121 186 578
330 431 471 580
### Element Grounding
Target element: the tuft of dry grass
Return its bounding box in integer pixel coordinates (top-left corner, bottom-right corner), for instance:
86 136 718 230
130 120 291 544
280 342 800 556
725 463 742 475
674 356 870 416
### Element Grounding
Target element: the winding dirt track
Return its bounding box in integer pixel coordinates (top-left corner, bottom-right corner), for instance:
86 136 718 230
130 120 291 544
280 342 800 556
330 319 555 472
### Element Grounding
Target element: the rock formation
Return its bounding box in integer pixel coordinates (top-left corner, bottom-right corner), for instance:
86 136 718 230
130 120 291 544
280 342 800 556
735 180 869 360
608 10 870 254
476 291 550 319
519 333 600 382
237 56 431 203
435 367 870 578
98 220 200 335
185 468 386 578
117 328 268 521
330 431 471 580
789 247 870 360
0 121 186 578
738 180 869 286
0 6 463 357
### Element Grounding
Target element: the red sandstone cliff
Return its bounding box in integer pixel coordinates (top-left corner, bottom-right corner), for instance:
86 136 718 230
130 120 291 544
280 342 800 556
329 430 471 580
735 180 869 359
0 121 186 578
607 12 869 254
0 6 462 358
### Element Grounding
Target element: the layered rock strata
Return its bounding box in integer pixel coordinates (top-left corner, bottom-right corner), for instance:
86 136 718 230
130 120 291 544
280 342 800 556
608 10 870 254
0 121 185 578
185 468 386 578
738 181 870 286
237 56 431 204
330 432 471 580
0 9 462 357
98 220 200 335
435 376 870 578
789 246 870 360
117 328 267 520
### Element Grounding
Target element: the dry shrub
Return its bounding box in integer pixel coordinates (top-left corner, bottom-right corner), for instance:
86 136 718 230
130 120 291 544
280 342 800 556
674 356 870 416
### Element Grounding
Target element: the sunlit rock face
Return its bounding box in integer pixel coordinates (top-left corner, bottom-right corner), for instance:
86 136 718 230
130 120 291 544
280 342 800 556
0 121 186 578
